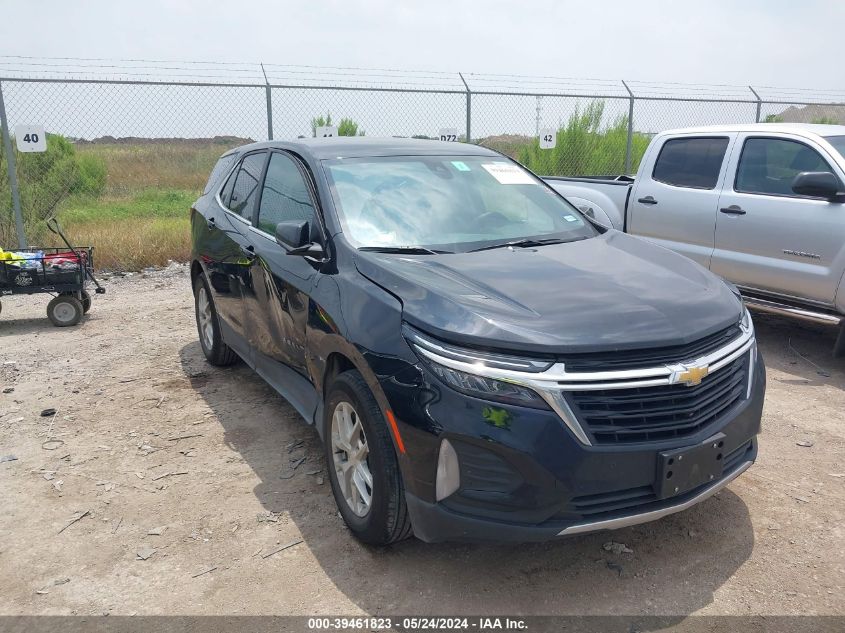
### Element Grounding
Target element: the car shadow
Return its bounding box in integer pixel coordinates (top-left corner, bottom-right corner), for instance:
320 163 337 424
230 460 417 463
179 340 756 618
752 311 844 388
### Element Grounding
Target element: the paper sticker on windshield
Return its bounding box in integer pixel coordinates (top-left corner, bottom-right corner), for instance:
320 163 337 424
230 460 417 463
482 163 535 185
451 161 471 172
564 215 578 222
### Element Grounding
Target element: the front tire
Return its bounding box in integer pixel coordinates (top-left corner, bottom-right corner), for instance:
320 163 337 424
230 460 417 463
193 274 237 366
324 370 411 545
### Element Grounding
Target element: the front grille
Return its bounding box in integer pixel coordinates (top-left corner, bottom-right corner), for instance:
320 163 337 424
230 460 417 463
566 354 749 445
560 324 741 372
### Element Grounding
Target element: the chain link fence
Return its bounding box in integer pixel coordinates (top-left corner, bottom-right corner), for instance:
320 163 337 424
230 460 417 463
1 71 844 269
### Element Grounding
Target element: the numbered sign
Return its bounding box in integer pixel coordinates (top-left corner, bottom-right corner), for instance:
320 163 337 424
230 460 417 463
14 124 47 153
438 128 458 142
315 125 338 138
539 128 556 150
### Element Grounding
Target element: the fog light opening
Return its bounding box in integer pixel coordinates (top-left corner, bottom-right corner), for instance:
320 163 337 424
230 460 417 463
435 438 460 501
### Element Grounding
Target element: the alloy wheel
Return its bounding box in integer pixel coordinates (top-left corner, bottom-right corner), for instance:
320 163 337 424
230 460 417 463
331 401 373 517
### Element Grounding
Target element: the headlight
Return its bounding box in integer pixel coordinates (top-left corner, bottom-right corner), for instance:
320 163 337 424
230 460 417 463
426 362 549 408
403 324 551 409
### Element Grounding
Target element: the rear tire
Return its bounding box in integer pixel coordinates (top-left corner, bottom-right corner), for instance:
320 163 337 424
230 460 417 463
193 274 238 366
47 295 83 327
324 370 412 545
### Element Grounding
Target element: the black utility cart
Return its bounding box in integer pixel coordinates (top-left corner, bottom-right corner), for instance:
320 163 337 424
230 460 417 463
0 219 105 327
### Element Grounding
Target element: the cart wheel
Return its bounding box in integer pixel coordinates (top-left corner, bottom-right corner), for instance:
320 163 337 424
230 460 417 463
81 290 92 314
47 295 84 327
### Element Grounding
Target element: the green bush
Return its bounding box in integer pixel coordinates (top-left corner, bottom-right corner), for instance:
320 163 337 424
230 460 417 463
0 133 107 245
518 101 650 176
311 112 364 137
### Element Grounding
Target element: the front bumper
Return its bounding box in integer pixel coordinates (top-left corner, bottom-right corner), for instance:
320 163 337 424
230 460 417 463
406 443 755 543
383 350 765 543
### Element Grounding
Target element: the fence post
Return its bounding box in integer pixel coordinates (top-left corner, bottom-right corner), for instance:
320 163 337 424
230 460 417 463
261 63 273 140
0 80 26 248
621 80 635 175
749 85 762 123
459 73 471 143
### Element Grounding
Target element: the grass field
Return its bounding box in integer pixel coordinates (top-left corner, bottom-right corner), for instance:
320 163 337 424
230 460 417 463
41 140 242 270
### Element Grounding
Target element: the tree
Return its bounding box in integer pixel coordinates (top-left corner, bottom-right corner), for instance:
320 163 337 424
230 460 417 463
0 133 106 245
311 112 364 137
517 101 649 177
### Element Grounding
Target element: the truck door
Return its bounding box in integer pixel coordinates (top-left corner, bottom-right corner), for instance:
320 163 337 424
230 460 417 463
711 134 845 305
628 134 736 268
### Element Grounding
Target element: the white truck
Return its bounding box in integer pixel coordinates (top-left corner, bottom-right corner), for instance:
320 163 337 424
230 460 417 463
545 123 845 356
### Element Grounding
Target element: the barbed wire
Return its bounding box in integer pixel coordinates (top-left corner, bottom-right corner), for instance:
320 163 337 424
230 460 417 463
1 55 844 103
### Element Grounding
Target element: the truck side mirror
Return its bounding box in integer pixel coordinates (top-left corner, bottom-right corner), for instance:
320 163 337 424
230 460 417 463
791 171 844 201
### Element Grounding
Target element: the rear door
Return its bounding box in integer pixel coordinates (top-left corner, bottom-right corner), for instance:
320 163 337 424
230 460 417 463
202 150 268 358
244 150 324 377
711 134 845 304
629 134 736 268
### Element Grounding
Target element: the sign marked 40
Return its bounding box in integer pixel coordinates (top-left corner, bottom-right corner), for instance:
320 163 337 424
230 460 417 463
14 124 47 152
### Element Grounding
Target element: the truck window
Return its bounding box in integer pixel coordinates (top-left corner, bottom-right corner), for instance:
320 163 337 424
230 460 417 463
652 137 729 189
735 137 836 197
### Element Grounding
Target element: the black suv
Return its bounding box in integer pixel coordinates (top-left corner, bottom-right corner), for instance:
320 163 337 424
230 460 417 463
190 138 765 544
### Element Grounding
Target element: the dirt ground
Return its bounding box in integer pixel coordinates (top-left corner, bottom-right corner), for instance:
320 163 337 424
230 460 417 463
0 264 843 617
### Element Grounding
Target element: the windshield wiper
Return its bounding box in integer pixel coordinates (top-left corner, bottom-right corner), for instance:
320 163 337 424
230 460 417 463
468 236 585 253
358 246 453 255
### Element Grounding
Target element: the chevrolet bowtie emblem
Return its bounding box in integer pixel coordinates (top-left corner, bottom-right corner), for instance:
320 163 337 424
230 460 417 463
669 363 710 387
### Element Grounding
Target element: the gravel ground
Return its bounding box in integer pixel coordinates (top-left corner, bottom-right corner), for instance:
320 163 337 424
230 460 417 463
0 265 843 617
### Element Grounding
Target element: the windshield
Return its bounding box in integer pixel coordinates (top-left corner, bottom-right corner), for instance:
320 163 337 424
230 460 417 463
323 155 597 252
825 135 845 161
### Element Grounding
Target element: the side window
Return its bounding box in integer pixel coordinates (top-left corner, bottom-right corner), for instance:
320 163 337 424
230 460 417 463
226 152 266 219
736 137 835 197
652 137 729 189
203 153 237 195
257 152 317 235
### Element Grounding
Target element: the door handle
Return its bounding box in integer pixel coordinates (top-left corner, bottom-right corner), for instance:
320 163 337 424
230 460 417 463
637 196 658 205
207 216 217 228
719 205 747 215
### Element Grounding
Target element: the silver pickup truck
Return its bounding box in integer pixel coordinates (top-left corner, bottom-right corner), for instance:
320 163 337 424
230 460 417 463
545 123 845 356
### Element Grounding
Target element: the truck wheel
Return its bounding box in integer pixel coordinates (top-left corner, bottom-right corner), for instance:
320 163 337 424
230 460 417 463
193 274 238 366
47 295 84 327
81 290 92 314
324 370 412 545
834 323 845 359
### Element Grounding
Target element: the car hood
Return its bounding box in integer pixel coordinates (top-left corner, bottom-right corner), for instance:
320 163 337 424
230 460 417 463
353 231 742 355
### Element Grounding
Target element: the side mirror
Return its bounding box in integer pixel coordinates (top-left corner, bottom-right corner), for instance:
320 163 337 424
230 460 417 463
792 171 844 200
275 220 326 261
275 220 309 249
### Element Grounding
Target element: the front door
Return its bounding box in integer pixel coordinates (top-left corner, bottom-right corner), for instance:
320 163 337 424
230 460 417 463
711 134 845 305
244 150 323 377
629 134 735 268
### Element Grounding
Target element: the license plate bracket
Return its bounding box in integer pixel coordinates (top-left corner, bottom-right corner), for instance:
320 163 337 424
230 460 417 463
656 433 726 499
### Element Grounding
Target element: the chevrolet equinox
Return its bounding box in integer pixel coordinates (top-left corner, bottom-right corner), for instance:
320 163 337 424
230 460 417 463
190 138 765 544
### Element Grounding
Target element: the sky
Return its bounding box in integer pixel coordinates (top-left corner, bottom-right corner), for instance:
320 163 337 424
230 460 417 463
2 0 844 94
